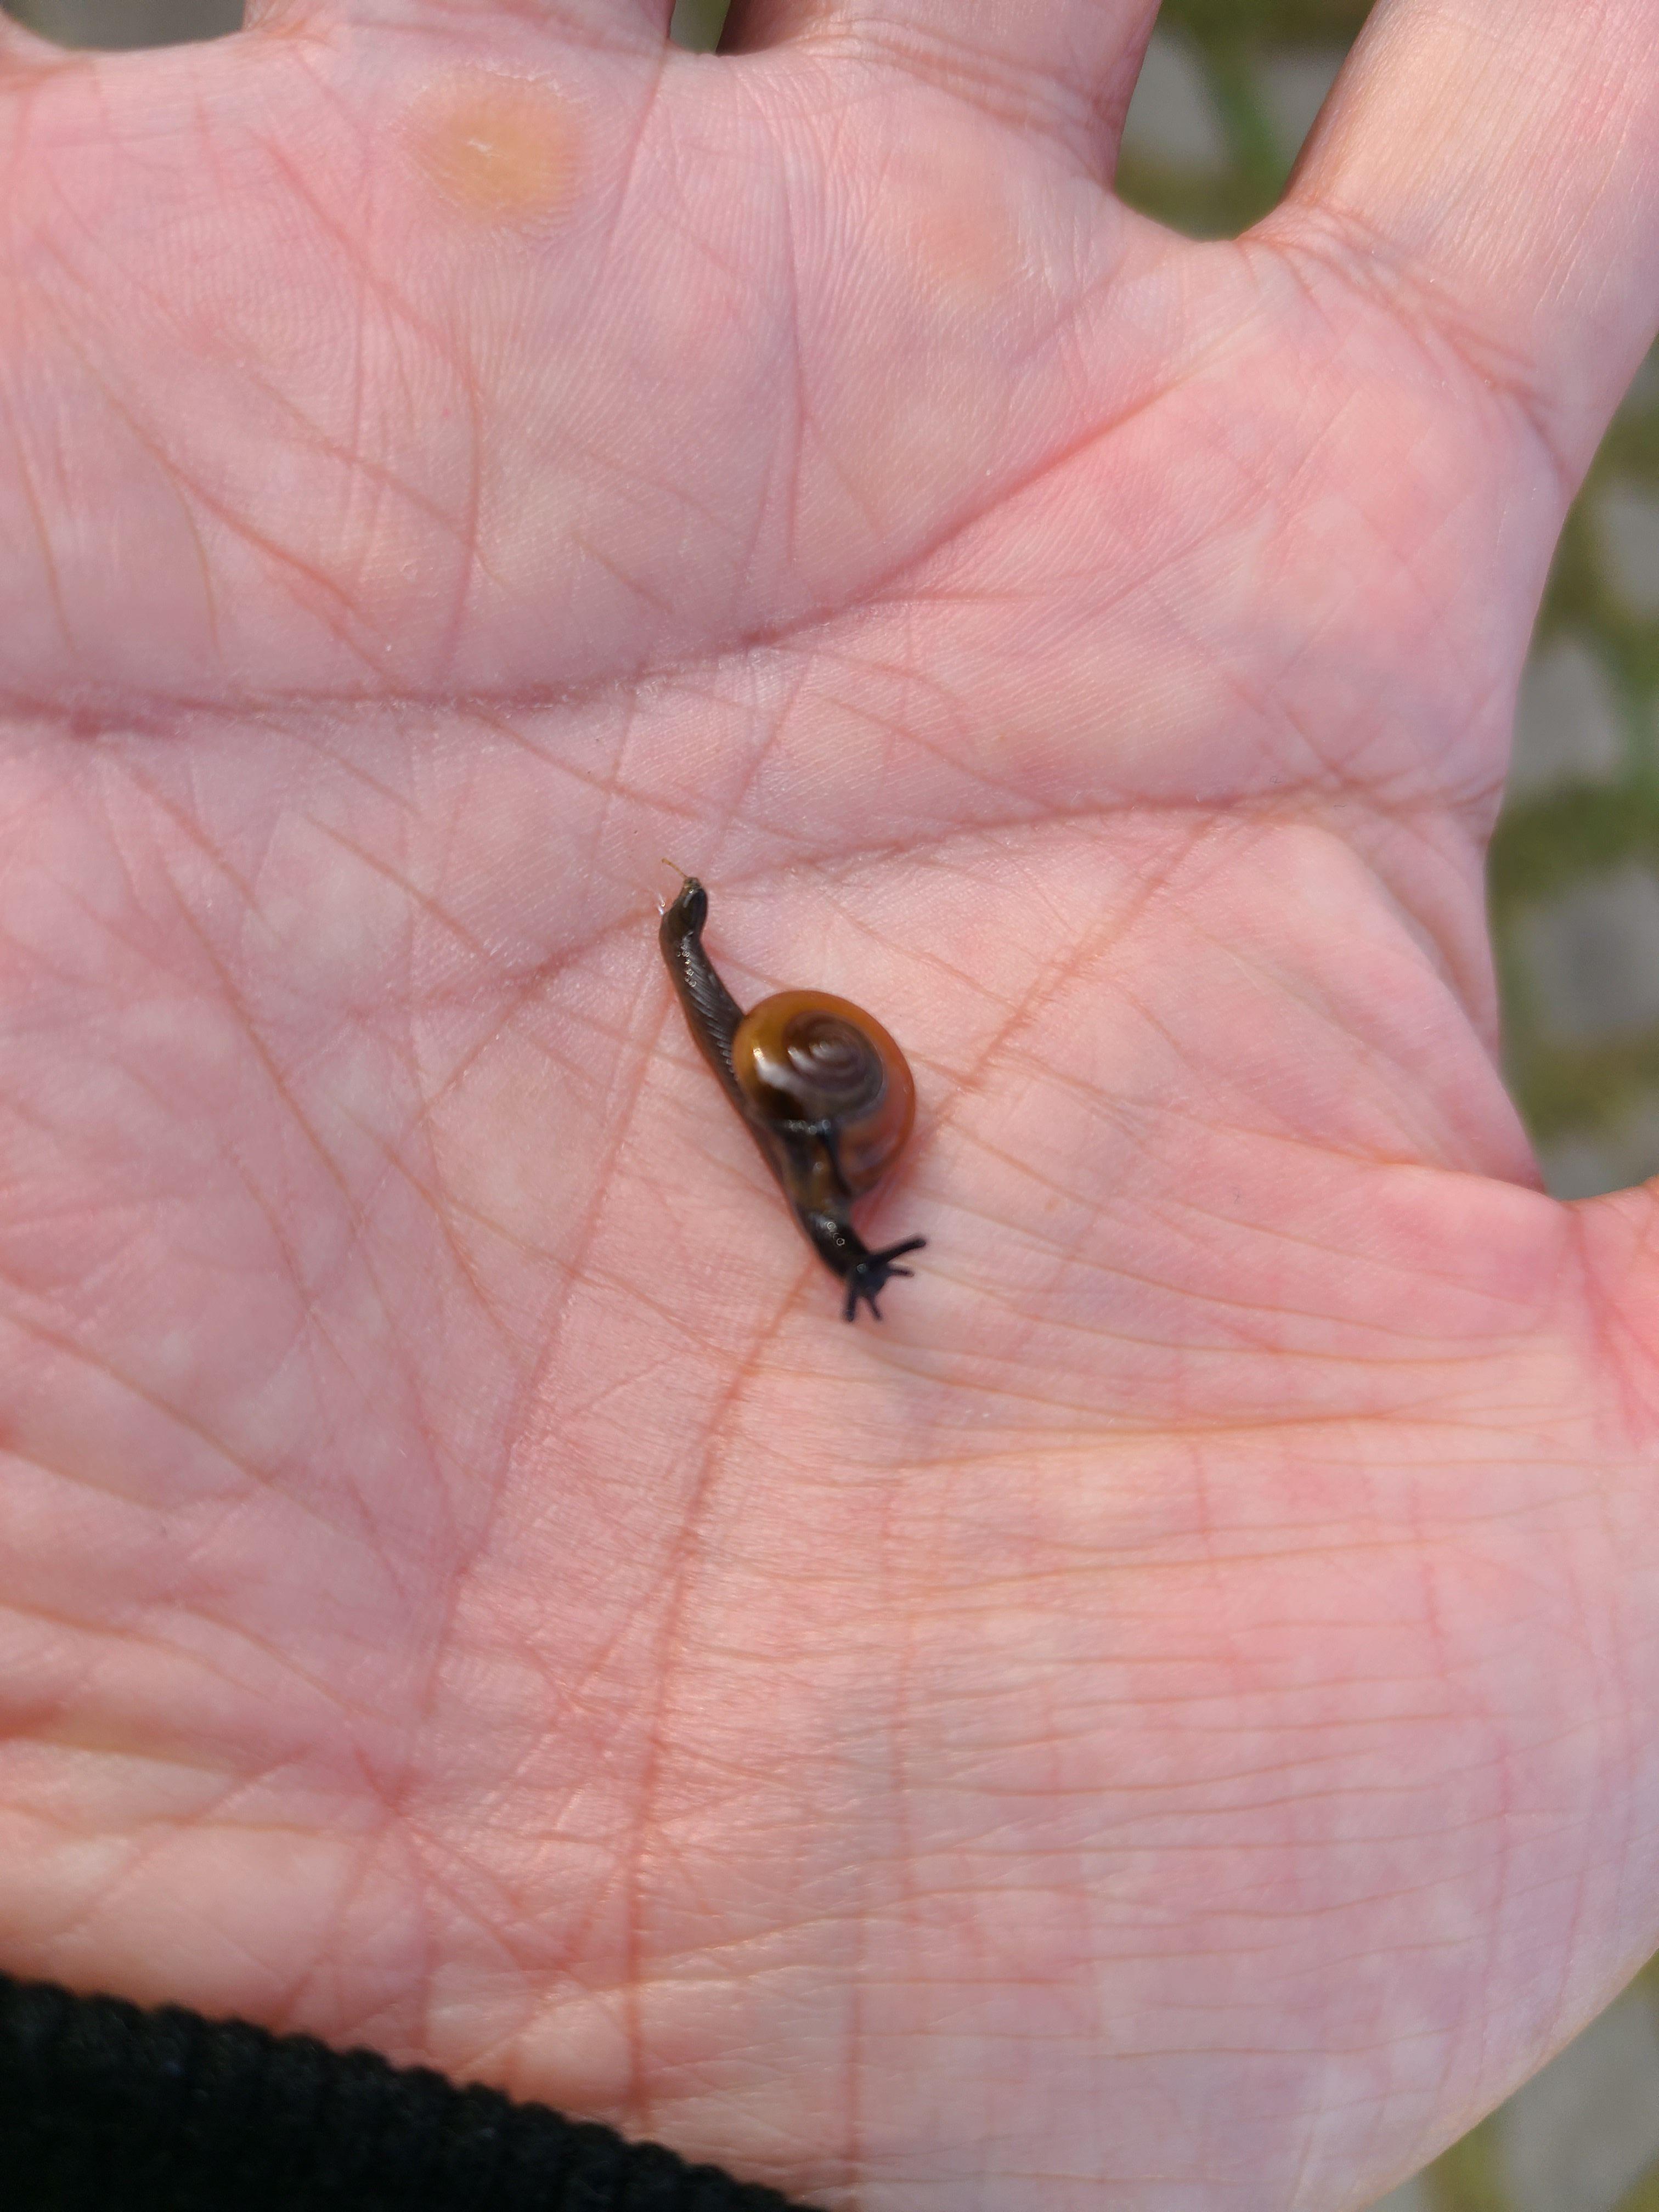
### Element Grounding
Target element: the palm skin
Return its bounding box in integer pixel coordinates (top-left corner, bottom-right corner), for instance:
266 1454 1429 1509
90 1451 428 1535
2 0 1658 2205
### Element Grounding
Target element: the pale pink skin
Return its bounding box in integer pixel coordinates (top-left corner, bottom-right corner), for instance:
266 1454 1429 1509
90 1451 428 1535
1 1 1657 2205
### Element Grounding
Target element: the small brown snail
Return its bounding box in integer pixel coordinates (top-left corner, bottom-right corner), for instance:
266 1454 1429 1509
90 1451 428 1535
659 875 926 1321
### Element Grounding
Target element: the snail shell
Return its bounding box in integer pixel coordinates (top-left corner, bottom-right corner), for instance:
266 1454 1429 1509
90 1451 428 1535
732 990 916 1197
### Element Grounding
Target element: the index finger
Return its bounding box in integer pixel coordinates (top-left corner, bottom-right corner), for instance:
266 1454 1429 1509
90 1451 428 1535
1273 0 1659 489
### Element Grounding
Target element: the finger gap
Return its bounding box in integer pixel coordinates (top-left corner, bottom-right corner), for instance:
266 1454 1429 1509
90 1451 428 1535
5 0 242 48
669 0 729 53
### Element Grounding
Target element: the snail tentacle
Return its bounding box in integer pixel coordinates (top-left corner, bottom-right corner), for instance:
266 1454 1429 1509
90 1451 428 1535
843 1235 928 1324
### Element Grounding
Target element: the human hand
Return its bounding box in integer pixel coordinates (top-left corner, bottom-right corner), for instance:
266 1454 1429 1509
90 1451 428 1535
1 2 1656 2205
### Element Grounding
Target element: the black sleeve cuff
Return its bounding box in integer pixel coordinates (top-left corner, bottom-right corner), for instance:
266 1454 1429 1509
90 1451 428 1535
0 1970 819 2212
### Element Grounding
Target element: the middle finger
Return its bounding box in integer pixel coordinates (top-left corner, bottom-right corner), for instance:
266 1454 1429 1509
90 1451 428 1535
721 0 1164 171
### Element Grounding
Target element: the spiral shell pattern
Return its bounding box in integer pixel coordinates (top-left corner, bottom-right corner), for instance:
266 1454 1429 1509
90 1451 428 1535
733 989 916 1197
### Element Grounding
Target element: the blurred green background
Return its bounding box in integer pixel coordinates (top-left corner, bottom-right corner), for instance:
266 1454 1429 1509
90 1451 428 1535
10 1 1659 2205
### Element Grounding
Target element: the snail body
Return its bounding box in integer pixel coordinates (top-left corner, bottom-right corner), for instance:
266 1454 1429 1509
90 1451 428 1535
659 878 924 1321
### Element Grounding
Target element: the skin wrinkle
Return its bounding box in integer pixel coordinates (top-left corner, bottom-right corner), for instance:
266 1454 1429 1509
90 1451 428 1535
591 40 670 341
546 408 759 552
13 611 1469 890
335 1080 533 1364
0 1538 386 1805
35 273 381 666
71 770 1531 1407
902 1155 1510 1362
1215 545 1494 839
1559 1214 1649 1447
0 663 1488 917
723 232 791 611
804 646 1043 819
699 672 807 883
80 1086 351 1400
0 1299 289 1511
111 750 268 924
1534 1544 1619 2064
0 1434 191 1518
138 864 421 1480
1065 1197 1537 1362
1264 204 1584 509
617 1278 788 2135
352 1106 528 1380
0 378 72 660
568 523 681 622
857 1385 924 2192
373 0 662 55
774 151 810 584
386 1863 558 2061
1172 287 1515 678
820 1238 1530 1380
1176 907 1506 1165
926 821 1211 1156
194 319 496 575
577 695 636 963
1572 1198 1659 1442
437 990 648 1125
809 26 1115 167
1189 527 1499 876
222 1155 373 1412
464 697 708 853
42 232 431 670
822 901 1015 1019
25 266 234 659
490 962 686 1500
283 1830 415 2046
949 1046 1427 1184
27 191 243 662
400 933 676 1345
2 207 1204 727
335 1066 514 1665
80 1824 348 2017
91 1609 380 1779
310 815 494 964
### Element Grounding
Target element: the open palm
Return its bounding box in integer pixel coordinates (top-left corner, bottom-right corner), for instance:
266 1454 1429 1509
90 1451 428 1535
2 1 1657 2205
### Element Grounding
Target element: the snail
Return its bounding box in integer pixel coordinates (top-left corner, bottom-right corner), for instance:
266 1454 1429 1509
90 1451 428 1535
659 875 926 1321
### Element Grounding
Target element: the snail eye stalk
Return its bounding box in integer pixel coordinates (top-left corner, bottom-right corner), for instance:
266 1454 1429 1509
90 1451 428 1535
843 1237 928 1323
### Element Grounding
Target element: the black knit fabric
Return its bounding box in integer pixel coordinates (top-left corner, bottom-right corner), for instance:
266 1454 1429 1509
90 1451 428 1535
0 1972 817 2212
